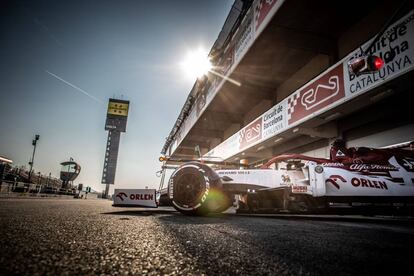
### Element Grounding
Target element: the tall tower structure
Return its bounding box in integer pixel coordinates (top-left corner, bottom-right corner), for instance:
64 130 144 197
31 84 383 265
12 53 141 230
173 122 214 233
102 98 129 198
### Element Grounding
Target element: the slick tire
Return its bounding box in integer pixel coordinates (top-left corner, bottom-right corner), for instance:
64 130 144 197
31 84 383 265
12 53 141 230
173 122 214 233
168 162 230 215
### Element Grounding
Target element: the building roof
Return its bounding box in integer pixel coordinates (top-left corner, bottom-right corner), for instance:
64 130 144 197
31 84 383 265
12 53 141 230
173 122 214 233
0 156 13 164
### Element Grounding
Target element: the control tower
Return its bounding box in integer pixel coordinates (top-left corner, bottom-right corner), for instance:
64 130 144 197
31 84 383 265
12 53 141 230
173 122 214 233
102 98 129 198
60 159 81 189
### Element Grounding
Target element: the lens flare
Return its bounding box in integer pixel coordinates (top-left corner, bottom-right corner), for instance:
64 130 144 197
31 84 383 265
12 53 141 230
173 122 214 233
180 47 212 80
205 188 231 213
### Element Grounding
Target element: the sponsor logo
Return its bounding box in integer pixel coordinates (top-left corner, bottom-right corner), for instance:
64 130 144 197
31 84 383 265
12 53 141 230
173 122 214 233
129 194 154 200
281 174 291 185
292 185 307 193
116 192 128 201
349 164 397 172
288 64 345 124
336 150 346 157
326 175 346 189
322 163 345 167
401 158 414 171
326 175 389 190
301 76 340 110
239 117 262 149
351 178 388 190
200 169 210 203
218 170 251 175
116 192 154 201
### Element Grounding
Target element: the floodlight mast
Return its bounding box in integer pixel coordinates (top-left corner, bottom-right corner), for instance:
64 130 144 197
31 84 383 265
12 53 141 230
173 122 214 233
28 134 40 183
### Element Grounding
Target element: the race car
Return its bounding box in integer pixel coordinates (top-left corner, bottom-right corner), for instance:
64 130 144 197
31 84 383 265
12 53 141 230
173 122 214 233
114 141 414 215
162 140 414 215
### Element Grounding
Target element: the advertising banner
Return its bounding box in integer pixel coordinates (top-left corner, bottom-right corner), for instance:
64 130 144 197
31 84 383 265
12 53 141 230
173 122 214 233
113 189 157 207
287 63 345 125
262 98 288 140
255 0 279 32
206 99 288 160
239 117 263 150
235 8 254 63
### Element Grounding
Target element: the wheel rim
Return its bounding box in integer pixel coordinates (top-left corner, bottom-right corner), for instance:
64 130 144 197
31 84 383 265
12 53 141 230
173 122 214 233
174 171 204 207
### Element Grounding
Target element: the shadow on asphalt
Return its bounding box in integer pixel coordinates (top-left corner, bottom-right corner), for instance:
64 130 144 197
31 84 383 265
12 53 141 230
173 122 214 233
102 209 232 224
101 209 178 216
155 212 414 275
228 213 414 225
156 213 231 225
102 208 414 226
102 207 414 275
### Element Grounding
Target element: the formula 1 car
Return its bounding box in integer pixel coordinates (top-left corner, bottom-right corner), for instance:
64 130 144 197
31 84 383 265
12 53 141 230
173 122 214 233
114 141 414 215
157 141 414 215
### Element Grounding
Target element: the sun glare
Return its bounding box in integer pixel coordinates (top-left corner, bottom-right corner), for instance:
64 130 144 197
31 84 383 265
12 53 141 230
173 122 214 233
180 48 212 80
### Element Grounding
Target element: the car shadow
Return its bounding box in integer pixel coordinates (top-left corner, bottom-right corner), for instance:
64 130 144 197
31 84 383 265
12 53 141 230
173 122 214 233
101 209 178 217
155 212 231 225
102 208 231 224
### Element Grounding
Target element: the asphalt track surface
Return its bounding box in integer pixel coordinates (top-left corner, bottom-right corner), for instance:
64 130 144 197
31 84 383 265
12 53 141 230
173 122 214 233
1 198 414 275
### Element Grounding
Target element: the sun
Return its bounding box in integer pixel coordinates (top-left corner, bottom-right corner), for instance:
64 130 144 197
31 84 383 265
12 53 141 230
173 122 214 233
180 47 212 80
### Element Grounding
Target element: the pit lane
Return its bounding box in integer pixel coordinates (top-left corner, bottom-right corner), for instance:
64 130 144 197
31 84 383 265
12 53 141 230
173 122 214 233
1 198 413 275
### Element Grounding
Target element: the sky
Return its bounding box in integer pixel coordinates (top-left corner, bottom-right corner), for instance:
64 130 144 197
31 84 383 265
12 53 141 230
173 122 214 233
0 0 234 193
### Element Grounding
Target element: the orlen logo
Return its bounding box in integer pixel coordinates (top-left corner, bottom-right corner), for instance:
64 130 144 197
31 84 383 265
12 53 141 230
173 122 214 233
351 178 388 190
326 175 346 189
130 194 154 200
116 192 128 201
116 192 154 201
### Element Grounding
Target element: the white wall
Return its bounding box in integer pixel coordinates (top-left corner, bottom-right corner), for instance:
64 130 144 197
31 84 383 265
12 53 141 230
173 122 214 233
347 124 414 148
301 145 330 159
